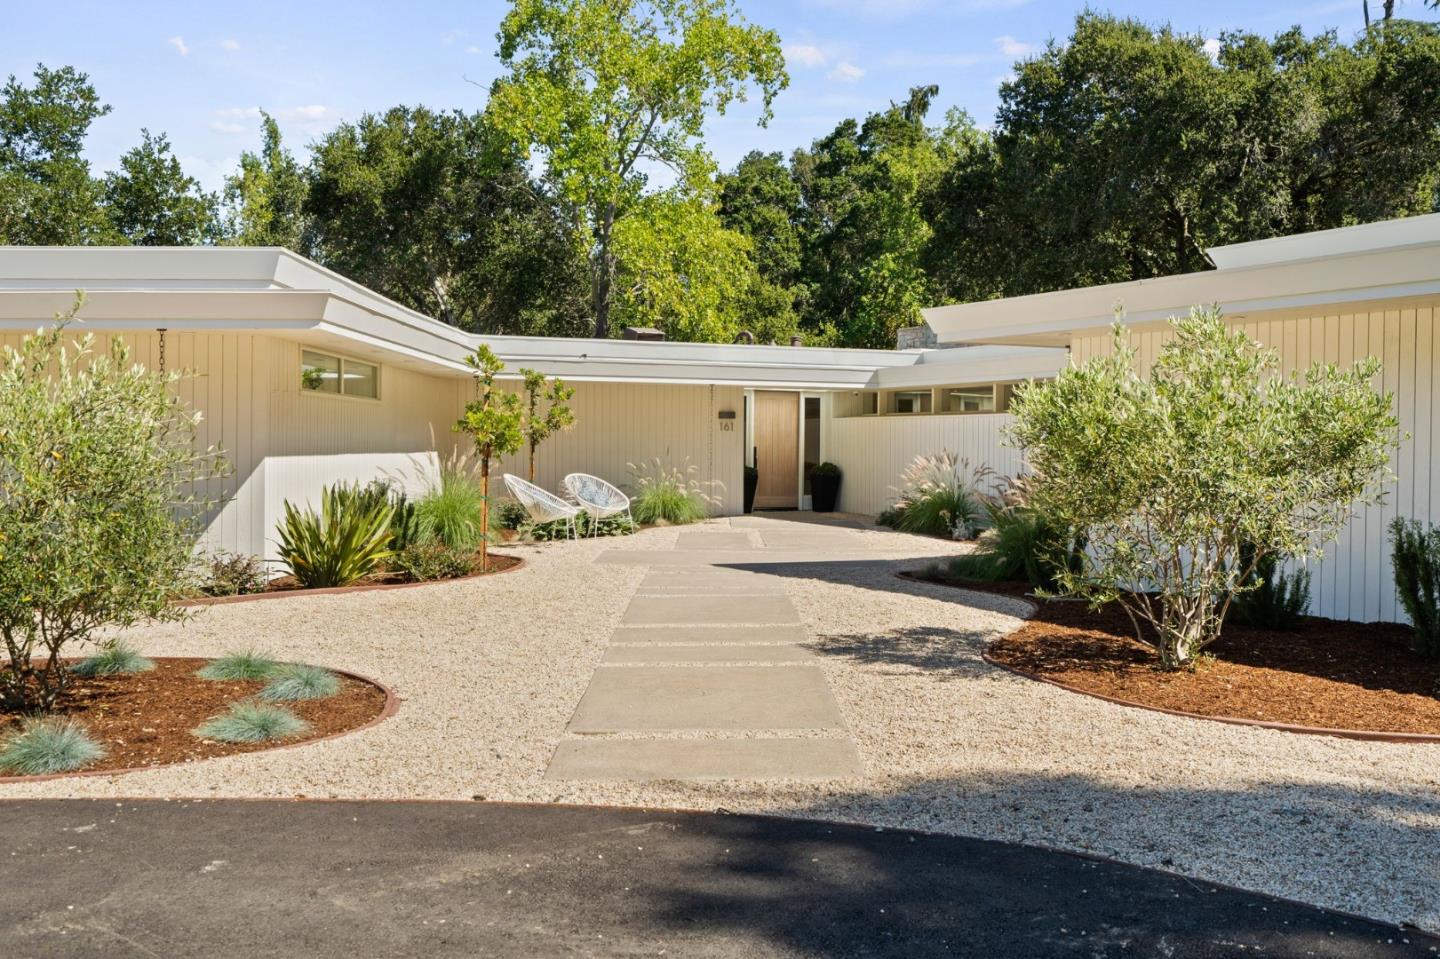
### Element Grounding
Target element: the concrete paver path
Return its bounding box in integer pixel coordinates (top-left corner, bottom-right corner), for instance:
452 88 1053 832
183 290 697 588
547 522 863 781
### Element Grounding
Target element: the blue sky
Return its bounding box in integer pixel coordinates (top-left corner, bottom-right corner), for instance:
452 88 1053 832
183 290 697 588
5 0 1437 191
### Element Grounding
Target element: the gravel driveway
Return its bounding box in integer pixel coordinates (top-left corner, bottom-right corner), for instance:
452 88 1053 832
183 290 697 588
2 518 1436 934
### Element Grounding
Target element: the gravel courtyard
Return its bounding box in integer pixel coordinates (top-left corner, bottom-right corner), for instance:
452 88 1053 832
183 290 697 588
2 517 1436 934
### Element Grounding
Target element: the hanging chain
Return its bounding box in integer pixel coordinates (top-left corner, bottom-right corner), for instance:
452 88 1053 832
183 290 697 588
157 328 167 374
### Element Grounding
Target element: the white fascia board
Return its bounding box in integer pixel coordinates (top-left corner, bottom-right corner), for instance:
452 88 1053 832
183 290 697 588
0 288 332 329
921 242 1440 345
1207 212 1440 270
874 346 1068 389
0 245 286 287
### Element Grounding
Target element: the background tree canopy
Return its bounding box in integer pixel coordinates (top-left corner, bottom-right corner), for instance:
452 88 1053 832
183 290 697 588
2 10 1439 344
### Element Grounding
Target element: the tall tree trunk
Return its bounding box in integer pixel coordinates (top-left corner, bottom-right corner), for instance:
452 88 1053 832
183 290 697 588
592 205 617 339
480 461 490 572
528 441 537 483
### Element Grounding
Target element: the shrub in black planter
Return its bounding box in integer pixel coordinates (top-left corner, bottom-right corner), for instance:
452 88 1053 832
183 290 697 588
809 462 842 512
743 465 758 514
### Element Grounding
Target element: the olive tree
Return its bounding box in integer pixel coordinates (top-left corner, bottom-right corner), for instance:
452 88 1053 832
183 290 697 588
0 297 223 710
1009 306 1397 669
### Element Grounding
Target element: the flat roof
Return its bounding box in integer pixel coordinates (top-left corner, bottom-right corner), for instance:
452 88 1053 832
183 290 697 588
922 213 1440 346
0 246 1065 388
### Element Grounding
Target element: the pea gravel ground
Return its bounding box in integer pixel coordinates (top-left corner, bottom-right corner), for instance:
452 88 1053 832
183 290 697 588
2 518 1436 935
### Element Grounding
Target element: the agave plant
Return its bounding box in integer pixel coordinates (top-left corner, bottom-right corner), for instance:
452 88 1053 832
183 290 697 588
889 452 995 539
275 484 395 588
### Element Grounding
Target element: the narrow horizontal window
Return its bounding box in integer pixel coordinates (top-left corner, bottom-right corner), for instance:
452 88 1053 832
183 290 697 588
941 385 995 414
301 350 379 399
888 390 933 414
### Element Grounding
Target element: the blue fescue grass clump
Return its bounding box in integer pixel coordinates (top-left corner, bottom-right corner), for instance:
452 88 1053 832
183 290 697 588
71 641 154 677
0 716 106 775
192 701 309 743
259 664 340 702
197 650 278 681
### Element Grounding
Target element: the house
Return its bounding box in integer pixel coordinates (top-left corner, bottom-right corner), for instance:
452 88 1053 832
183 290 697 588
0 211 1436 624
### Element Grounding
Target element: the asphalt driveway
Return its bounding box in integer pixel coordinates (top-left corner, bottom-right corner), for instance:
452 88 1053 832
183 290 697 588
1 799 1432 958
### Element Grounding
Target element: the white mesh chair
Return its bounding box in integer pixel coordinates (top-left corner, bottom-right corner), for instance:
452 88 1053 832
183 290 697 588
502 474 581 540
563 472 634 536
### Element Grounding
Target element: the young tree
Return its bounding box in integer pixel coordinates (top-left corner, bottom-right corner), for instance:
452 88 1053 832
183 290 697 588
0 64 113 244
103 129 219 245
455 345 524 570
0 297 224 711
1009 307 1397 669
520 368 575 482
488 0 788 338
222 111 309 249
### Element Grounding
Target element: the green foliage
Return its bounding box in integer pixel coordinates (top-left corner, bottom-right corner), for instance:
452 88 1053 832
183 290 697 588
102 129 219 245
222 112 309 249
490 498 531 532
275 484 395 588
524 512 635 540
1390 518 1440 658
387 489 421 553
259 663 341 702
193 701 309 743
628 459 715 525
305 106 589 335
0 64 113 244
521 368 576 481
197 651 278 682
1229 544 1311 631
416 454 486 553
0 298 221 712
390 540 476 581
875 506 905 529
489 0 788 337
809 462 841 479
455 345 526 568
979 478 1085 592
71 640 154 678
943 551 1012 583
0 716 105 775
1010 307 1398 669
890 452 992 539
201 552 270 597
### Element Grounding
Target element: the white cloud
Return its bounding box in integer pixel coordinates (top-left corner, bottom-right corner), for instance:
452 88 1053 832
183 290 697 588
994 35 1037 58
221 38 240 51
1202 37 1222 61
167 36 189 57
784 43 828 68
212 104 339 136
827 61 865 82
209 121 248 134
464 45 483 55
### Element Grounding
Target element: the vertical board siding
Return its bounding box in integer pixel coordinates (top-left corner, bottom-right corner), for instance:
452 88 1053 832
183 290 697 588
825 413 1023 516
1070 300 1438 625
467 381 745 516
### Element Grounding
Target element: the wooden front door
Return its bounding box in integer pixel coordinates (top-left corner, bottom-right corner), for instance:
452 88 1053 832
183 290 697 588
753 390 799 509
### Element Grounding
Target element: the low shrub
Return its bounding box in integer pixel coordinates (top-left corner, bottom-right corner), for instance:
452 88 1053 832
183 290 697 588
390 540 476 581
490 498 530 532
982 483 1084 592
809 462 841 479
276 483 395 588
890 452 993 539
876 506 905 529
945 551 1012 582
1229 545 1310 630
197 650 278 681
1390 518 1440 658
524 512 635 541
628 459 715 526
0 716 105 775
200 551 269 597
193 701 309 743
414 460 486 551
387 490 422 553
71 640 154 677
260 664 341 702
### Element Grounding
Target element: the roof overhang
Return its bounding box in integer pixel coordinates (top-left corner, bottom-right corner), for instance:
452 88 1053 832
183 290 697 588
922 213 1440 346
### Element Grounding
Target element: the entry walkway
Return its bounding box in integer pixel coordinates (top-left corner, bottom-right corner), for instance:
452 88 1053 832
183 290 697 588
546 520 864 781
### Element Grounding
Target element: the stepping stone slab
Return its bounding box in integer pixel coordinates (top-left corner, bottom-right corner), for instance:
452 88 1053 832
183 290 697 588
609 625 809 645
622 593 799 626
602 644 817 664
759 531 861 550
673 531 754 550
567 665 845 732
730 515 864 529
545 737 862 781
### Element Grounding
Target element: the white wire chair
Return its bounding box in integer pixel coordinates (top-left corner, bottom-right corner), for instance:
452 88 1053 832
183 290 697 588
563 472 634 537
502 474 581 540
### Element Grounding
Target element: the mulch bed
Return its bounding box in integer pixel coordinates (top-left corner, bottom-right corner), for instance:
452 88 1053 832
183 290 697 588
0 658 391 778
189 552 522 605
913 570 1440 737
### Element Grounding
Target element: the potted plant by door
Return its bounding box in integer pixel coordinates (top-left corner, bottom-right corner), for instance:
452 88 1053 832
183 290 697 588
809 462 842 513
743 465 759 514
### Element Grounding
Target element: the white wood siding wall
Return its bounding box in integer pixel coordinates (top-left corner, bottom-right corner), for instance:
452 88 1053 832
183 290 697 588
1072 299 1439 624
456 380 746 516
825 411 1023 516
0 329 456 562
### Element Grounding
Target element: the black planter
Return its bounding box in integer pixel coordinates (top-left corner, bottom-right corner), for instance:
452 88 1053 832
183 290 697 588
810 473 841 513
743 469 758 514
